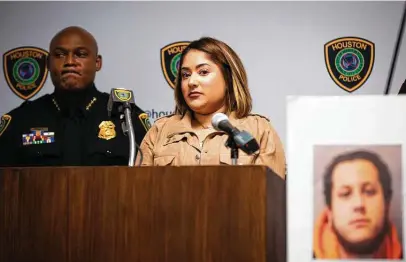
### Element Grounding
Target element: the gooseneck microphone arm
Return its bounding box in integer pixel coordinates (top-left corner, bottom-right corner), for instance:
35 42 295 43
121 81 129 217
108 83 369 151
385 1 406 95
107 88 139 167
121 102 136 167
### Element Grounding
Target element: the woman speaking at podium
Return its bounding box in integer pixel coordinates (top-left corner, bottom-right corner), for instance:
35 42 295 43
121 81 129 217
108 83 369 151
136 37 286 179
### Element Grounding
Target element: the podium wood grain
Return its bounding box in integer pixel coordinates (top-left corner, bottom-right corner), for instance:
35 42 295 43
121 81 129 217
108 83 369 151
0 168 68 262
0 166 285 262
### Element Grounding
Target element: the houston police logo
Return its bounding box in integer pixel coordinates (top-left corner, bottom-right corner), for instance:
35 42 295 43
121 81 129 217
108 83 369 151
3 46 49 100
160 41 190 89
138 113 151 132
325 37 375 93
114 89 132 102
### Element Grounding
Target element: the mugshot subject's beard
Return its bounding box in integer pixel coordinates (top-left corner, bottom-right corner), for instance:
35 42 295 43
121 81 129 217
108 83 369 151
332 219 389 257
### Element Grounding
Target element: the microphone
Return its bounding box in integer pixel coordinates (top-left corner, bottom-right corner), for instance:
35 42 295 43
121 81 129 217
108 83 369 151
107 88 136 117
212 113 259 155
212 113 240 136
107 88 142 167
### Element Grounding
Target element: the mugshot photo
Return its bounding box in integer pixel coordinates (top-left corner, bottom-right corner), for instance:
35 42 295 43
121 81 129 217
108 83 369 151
312 145 403 260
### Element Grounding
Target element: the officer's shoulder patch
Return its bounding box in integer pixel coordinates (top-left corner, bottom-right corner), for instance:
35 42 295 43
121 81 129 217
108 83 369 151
249 113 270 122
0 114 12 137
138 113 152 132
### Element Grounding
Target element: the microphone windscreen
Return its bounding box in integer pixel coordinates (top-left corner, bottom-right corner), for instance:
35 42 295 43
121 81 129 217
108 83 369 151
211 112 228 130
110 88 135 104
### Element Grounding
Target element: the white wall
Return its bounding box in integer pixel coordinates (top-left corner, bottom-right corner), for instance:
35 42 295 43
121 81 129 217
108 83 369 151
0 1 405 146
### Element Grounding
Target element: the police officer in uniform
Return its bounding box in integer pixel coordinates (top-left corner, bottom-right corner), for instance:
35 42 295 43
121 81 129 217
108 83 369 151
0 26 150 167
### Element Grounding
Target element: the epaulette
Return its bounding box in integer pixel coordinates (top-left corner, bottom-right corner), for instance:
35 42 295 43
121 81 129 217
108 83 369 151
248 113 270 122
2 100 32 118
0 99 37 137
100 92 110 98
18 100 32 109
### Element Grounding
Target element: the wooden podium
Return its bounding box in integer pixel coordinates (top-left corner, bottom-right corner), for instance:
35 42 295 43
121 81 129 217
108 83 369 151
0 166 286 262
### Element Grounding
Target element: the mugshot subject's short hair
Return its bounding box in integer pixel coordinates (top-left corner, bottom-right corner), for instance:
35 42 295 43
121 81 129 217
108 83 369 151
323 150 393 207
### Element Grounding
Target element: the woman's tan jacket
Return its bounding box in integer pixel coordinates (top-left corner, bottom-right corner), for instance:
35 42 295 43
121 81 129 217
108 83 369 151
137 112 286 179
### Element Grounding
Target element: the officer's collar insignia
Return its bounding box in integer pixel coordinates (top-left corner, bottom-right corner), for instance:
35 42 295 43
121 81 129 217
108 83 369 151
138 113 152 131
22 130 55 146
52 96 97 111
0 114 12 137
86 97 97 111
98 121 116 140
52 98 61 111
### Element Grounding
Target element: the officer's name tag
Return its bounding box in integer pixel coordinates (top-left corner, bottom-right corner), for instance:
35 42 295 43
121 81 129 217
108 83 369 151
22 131 55 146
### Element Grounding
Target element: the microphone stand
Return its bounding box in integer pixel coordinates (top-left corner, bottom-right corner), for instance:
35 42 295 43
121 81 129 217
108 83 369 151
225 136 239 165
119 102 136 167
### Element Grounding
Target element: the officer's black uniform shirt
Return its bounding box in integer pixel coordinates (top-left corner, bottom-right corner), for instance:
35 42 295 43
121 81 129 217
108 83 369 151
0 84 151 167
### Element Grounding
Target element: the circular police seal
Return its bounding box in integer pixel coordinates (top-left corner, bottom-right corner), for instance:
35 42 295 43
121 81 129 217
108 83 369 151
335 48 364 77
170 53 182 79
13 57 40 86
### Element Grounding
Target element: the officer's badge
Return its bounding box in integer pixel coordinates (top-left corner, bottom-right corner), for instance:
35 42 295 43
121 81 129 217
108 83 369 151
138 113 152 132
160 41 190 89
98 121 116 140
0 114 12 137
324 37 375 93
3 46 49 100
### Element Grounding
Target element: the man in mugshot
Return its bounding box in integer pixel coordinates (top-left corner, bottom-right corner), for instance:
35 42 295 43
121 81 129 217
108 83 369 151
313 150 403 259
